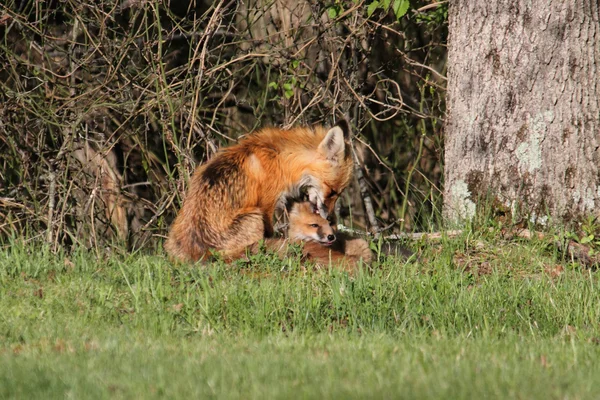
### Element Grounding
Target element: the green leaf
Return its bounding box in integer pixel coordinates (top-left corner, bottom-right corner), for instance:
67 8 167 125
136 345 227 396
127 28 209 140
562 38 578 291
291 60 299 69
367 1 379 18
328 7 338 19
284 89 294 99
268 82 278 89
392 0 410 19
283 82 293 91
581 234 595 244
382 0 391 9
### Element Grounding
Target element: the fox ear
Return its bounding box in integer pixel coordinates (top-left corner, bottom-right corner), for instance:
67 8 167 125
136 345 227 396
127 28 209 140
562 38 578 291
335 119 350 141
285 199 296 214
318 121 350 162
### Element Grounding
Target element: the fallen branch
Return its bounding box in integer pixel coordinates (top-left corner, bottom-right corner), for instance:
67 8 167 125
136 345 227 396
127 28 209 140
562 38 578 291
509 228 600 268
382 230 464 240
337 225 600 268
336 225 463 241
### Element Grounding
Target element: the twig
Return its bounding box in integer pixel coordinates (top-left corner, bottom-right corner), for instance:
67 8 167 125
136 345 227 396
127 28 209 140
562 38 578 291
45 172 56 245
400 79 428 231
415 1 448 13
351 131 380 234
205 53 270 76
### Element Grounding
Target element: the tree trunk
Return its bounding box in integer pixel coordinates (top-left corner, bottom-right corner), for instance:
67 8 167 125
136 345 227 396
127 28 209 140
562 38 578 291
444 1 600 225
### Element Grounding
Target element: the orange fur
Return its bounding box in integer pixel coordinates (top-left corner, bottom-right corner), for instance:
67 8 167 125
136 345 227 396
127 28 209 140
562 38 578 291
165 122 353 262
229 202 372 271
287 202 372 270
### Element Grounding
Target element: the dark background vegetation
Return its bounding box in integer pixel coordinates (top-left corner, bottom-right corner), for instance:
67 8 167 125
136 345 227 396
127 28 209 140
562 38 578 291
0 0 447 252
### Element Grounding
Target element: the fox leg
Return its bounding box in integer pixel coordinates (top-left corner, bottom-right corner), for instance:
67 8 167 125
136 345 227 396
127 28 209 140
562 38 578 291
217 207 293 261
217 208 265 256
165 207 269 263
221 238 291 263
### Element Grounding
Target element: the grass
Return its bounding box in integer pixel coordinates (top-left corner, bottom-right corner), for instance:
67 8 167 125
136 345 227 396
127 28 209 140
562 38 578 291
1 227 600 399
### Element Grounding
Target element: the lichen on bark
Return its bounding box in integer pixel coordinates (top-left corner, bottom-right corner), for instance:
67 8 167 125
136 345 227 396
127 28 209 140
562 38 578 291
444 0 600 225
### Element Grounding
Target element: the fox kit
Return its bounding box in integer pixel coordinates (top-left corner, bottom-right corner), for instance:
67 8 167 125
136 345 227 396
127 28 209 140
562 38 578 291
165 121 353 262
286 201 373 270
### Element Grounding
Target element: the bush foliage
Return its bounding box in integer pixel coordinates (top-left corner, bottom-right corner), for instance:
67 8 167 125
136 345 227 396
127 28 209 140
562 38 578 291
0 0 447 251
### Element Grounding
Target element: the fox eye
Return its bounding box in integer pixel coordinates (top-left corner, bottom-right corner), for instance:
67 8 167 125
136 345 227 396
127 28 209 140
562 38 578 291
309 223 320 228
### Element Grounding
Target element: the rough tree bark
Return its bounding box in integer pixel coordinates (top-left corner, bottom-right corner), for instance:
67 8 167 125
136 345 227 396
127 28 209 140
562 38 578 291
444 1 600 224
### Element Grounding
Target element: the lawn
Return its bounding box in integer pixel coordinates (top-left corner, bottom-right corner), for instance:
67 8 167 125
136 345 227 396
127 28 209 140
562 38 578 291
1 228 600 399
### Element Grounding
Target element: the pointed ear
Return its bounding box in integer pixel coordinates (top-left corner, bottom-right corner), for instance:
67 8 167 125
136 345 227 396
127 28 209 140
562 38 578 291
317 124 347 162
335 119 350 141
285 200 295 214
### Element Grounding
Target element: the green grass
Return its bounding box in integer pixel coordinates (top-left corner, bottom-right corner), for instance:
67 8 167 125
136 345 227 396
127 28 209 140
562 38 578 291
1 229 600 399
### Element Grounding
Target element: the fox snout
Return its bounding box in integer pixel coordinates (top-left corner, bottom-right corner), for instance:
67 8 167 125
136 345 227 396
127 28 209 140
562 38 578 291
312 227 336 245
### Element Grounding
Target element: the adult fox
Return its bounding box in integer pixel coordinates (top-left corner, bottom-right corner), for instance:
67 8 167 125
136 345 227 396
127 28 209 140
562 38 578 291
165 121 353 262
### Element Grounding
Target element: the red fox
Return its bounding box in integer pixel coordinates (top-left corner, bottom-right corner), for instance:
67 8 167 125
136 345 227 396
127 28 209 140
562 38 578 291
228 200 372 270
286 201 373 270
165 121 354 262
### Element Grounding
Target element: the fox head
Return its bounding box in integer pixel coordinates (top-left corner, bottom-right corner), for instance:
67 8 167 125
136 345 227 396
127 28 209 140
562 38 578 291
287 201 337 246
304 120 353 219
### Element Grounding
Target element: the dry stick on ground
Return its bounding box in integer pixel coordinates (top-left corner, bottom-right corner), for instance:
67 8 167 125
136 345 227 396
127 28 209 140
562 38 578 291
384 227 600 268
511 229 600 268
381 230 463 240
